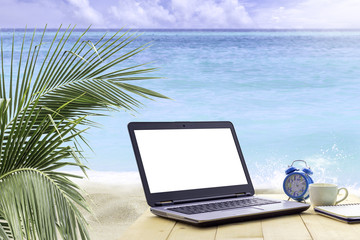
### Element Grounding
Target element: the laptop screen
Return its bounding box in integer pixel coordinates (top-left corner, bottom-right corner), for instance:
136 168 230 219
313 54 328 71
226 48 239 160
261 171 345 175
134 128 248 193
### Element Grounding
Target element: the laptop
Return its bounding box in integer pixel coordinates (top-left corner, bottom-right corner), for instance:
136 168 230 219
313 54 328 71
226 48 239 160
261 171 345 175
128 121 309 226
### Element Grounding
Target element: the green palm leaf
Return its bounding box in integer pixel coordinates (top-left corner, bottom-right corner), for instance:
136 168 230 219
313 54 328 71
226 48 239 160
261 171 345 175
0 25 168 239
0 169 89 240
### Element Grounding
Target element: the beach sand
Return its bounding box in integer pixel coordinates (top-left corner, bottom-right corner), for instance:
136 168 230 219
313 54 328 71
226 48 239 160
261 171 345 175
71 171 147 240
79 181 147 240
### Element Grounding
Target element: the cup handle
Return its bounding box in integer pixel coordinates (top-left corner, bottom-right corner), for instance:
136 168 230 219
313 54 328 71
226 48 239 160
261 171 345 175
335 188 348 205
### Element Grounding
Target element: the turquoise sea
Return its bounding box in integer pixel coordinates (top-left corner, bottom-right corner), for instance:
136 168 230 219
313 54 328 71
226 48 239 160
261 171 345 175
2 29 360 190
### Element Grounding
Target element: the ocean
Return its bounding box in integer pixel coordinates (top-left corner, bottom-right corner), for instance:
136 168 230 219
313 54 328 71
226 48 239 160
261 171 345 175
2 29 360 190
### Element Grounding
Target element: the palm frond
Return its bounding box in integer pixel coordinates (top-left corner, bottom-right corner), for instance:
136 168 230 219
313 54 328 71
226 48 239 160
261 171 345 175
0 218 12 240
0 168 90 240
0 26 168 239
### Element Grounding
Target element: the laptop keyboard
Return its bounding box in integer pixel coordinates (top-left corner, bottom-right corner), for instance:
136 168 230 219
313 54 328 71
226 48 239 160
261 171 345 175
168 197 280 215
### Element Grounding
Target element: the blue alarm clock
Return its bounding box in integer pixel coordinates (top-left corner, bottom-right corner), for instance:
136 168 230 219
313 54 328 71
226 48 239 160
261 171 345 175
283 160 314 202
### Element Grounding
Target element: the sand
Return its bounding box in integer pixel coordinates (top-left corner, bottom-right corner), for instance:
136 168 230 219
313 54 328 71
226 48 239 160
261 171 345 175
79 181 147 240
69 171 147 240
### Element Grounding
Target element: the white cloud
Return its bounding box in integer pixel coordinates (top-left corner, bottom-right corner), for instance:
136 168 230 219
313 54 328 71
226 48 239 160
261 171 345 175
109 0 175 28
0 0 104 28
254 0 360 29
171 0 253 28
107 0 254 28
1 0 360 29
67 0 104 25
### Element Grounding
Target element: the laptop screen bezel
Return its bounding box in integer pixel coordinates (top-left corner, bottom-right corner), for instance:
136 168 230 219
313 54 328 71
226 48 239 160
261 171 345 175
128 121 255 207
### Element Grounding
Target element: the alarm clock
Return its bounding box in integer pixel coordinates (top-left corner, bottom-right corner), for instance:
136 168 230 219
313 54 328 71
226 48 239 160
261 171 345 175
283 160 314 202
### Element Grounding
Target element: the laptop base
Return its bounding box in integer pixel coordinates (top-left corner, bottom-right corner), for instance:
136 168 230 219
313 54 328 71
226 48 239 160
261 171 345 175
151 198 310 227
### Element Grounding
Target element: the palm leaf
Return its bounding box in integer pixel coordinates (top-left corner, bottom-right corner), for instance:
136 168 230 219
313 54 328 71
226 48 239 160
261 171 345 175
0 26 168 239
0 218 12 240
0 168 90 240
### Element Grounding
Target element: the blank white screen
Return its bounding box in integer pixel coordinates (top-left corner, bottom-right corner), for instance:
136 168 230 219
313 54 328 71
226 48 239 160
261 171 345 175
134 128 248 193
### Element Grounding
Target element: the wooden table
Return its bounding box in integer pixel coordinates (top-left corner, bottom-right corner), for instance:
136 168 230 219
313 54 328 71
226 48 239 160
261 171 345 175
119 193 360 240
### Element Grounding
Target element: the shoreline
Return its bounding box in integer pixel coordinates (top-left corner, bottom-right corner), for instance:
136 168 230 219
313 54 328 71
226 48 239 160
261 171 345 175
68 170 142 185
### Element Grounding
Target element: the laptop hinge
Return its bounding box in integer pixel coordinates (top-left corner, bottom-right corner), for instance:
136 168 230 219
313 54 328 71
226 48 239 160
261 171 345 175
155 200 174 206
156 193 252 206
236 192 252 197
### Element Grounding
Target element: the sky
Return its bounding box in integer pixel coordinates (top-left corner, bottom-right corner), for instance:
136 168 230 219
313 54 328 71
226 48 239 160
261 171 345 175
0 0 360 29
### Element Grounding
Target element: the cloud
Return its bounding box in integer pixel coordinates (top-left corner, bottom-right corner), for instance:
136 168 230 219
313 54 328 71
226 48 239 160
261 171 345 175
253 0 360 29
107 0 254 28
67 0 104 25
0 0 103 28
1 0 360 29
108 0 176 28
103 0 360 29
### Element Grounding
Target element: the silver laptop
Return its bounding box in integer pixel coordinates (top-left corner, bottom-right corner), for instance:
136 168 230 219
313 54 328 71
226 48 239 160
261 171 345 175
128 121 309 226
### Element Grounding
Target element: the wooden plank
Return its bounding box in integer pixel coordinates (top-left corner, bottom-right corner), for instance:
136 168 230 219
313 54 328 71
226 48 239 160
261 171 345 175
301 194 360 240
258 192 312 239
216 221 263 240
167 222 217 240
301 211 360 240
118 209 176 240
262 214 312 240
119 193 360 240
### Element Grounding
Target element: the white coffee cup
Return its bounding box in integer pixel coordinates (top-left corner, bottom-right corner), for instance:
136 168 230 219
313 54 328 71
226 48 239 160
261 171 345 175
309 183 348 206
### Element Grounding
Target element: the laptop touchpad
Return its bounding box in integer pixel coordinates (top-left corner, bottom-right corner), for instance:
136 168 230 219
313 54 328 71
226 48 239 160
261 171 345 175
229 207 263 215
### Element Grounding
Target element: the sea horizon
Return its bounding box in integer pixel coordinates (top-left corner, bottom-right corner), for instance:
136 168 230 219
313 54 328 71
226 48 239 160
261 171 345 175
2 28 360 32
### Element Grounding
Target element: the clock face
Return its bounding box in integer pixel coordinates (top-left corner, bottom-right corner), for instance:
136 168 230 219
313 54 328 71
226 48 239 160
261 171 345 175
284 173 307 198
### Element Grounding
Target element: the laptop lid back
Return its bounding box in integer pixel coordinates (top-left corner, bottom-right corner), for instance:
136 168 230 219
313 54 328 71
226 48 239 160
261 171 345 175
128 121 254 207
